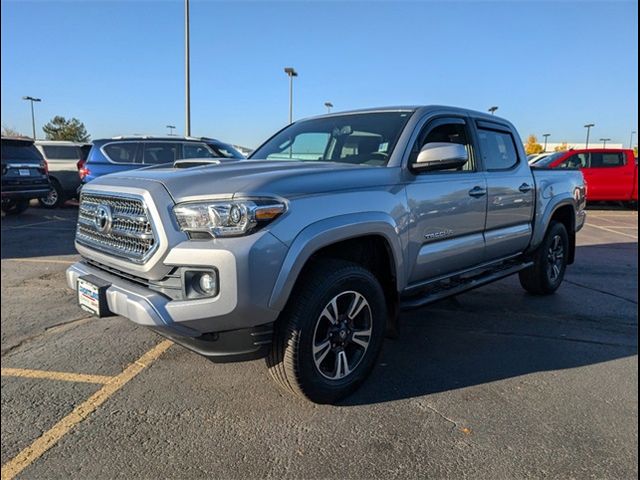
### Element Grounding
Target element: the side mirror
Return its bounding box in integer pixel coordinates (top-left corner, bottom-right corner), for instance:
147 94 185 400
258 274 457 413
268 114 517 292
412 142 468 172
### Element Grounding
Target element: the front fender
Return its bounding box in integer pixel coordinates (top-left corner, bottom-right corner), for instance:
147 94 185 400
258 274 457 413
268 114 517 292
268 212 405 311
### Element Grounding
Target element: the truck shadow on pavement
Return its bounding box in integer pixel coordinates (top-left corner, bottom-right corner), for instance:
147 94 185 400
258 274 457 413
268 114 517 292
343 242 638 406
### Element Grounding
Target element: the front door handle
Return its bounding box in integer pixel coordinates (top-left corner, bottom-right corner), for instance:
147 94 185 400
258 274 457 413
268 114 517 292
468 186 487 198
519 183 533 193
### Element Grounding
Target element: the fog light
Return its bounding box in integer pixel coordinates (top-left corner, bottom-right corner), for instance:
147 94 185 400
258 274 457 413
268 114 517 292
199 273 217 294
184 269 219 299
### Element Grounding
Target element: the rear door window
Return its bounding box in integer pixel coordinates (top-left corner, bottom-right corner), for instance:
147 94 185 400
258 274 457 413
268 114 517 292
477 129 519 170
182 143 216 159
103 142 140 164
142 143 180 164
42 145 81 160
589 152 625 168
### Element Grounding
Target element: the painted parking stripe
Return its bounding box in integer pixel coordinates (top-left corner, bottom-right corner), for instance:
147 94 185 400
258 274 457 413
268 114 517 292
587 223 638 239
0 340 173 480
1 368 113 385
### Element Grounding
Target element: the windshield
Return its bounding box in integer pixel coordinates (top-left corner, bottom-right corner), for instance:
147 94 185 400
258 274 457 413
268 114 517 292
250 111 413 166
532 151 565 167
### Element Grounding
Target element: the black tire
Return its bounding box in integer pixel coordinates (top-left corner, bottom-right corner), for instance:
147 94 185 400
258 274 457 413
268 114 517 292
38 179 65 208
1 199 30 215
266 259 386 404
519 221 569 295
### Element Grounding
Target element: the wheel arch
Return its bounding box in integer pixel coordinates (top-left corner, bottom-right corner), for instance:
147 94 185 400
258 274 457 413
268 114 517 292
531 197 576 265
268 213 405 315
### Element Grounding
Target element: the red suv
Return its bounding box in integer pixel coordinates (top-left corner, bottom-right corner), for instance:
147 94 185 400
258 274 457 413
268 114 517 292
533 149 637 205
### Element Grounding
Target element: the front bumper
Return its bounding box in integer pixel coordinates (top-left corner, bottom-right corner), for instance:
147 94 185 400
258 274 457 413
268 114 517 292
66 246 282 361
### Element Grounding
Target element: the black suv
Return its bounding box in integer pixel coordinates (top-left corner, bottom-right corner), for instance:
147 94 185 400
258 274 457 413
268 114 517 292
1 137 51 215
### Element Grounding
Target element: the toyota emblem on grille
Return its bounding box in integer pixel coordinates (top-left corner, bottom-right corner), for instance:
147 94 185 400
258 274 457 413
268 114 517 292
95 204 113 234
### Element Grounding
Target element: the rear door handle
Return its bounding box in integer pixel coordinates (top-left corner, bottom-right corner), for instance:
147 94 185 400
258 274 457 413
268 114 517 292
468 186 487 198
519 183 533 193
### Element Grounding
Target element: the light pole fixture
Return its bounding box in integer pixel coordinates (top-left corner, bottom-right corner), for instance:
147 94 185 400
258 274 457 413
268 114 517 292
284 67 298 124
630 130 636 149
488 106 498 115
184 0 191 137
584 123 595 149
542 133 550 152
22 96 42 139
166 125 176 136
600 138 611 149
324 101 333 114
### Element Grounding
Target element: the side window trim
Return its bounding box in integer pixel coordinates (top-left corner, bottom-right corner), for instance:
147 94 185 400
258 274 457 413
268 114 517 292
409 115 478 174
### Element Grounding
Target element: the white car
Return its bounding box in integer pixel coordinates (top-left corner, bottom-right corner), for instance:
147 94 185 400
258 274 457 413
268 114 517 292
528 152 553 165
35 141 91 208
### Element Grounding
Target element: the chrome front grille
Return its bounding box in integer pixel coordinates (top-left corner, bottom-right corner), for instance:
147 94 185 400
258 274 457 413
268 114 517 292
76 192 157 263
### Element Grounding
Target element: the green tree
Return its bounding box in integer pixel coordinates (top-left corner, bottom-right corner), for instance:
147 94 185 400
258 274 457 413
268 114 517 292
524 134 544 155
42 116 90 142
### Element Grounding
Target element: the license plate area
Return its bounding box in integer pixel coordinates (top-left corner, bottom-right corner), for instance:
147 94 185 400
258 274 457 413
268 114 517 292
77 275 113 317
18 169 31 176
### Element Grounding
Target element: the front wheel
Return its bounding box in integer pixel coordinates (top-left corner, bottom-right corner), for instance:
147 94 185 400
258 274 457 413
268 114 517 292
266 260 387 404
519 221 569 295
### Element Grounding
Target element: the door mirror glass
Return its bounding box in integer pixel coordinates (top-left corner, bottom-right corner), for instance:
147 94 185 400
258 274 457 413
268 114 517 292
412 142 468 171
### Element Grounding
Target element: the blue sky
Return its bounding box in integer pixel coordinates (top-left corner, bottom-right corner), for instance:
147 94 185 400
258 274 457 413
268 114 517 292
1 0 638 148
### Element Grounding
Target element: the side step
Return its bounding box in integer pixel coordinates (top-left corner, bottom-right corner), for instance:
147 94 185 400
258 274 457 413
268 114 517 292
400 260 533 310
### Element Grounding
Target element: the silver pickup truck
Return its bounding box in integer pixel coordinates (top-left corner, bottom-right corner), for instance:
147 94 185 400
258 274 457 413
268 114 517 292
67 106 586 403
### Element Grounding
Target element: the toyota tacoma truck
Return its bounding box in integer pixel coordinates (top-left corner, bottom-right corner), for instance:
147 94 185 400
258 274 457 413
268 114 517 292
67 106 586 403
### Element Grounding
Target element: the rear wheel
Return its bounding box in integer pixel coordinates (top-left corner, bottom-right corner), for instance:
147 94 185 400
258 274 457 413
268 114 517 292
266 260 386 404
519 221 569 295
1 199 30 215
39 179 64 208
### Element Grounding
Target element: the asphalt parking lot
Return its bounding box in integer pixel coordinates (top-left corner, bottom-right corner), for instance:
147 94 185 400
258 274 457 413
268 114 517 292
1 203 637 479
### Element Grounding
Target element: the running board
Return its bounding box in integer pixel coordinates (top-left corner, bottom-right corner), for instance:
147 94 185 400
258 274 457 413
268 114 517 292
400 261 533 310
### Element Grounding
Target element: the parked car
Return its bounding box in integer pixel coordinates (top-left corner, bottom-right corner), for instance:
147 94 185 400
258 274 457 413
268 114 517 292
1 137 51 215
66 106 586 403
532 148 637 205
35 140 89 208
79 136 245 186
528 152 552 164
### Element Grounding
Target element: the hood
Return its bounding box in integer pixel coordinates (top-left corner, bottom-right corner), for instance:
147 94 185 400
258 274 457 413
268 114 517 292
92 160 400 203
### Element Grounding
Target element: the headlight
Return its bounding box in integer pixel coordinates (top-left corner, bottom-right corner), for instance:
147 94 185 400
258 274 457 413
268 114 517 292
173 198 286 237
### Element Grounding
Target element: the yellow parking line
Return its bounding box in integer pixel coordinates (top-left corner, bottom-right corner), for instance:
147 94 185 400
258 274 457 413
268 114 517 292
2 258 77 265
587 223 638 239
1 368 113 385
0 340 173 480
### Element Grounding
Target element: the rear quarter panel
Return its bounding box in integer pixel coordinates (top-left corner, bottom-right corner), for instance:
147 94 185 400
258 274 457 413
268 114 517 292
529 168 586 250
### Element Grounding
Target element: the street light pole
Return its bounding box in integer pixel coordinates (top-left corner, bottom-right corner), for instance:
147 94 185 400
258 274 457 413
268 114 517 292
584 123 595 149
166 125 176 136
284 67 298 124
600 138 611 149
542 133 550 152
184 0 191 137
488 106 498 115
22 96 42 139
630 130 636 149
324 101 333 114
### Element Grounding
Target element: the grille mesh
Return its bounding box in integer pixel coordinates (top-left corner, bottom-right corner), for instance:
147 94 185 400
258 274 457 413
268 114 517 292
76 193 157 263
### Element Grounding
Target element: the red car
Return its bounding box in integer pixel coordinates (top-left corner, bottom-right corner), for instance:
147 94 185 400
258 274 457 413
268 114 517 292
533 148 638 205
